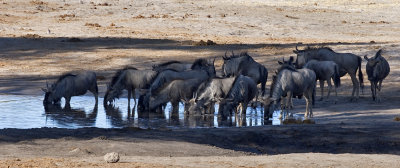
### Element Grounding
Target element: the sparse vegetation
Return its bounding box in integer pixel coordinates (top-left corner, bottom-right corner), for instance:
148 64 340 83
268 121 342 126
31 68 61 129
85 23 101 27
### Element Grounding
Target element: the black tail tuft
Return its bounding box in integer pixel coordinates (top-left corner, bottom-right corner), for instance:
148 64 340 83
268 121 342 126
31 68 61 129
333 64 341 88
358 56 364 93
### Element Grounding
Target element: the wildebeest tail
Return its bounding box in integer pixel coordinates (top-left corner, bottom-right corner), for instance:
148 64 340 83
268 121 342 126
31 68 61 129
358 56 364 93
333 64 341 87
103 90 109 107
260 66 268 96
312 82 316 106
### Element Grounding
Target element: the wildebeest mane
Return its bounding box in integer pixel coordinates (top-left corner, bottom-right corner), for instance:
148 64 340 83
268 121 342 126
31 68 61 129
155 61 182 67
224 75 241 99
110 67 138 87
191 58 208 69
301 46 334 52
56 73 76 83
194 76 225 99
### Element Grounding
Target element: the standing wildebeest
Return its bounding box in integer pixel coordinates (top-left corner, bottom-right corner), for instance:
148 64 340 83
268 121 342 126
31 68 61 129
294 45 363 101
152 61 192 72
218 75 258 117
148 78 205 113
303 60 341 102
188 76 237 115
364 49 390 102
42 71 98 107
222 52 268 96
103 67 158 107
264 58 316 119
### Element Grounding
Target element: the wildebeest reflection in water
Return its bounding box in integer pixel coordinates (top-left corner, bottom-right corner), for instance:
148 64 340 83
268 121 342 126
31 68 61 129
44 103 98 127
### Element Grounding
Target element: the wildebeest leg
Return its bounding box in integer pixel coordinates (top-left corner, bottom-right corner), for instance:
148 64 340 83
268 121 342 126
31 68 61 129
349 73 359 101
171 101 179 114
132 89 136 109
370 81 376 101
65 97 71 108
127 89 132 107
326 79 333 100
319 80 324 101
285 92 293 118
332 77 338 104
241 102 248 116
304 92 313 118
377 80 383 102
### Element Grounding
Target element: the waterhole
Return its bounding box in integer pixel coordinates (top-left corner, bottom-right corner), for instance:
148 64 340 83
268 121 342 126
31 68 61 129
0 95 308 129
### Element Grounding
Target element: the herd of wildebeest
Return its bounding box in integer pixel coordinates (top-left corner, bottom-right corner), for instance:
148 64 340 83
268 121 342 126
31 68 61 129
41 44 390 120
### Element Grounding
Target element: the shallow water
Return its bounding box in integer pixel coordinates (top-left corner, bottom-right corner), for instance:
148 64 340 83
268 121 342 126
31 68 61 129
0 95 304 129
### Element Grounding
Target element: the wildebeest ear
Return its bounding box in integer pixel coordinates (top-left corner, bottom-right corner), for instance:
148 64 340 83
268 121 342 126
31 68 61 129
364 55 369 61
375 49 382 58
293 50 298 54
278 61 283 65
41 88 48 92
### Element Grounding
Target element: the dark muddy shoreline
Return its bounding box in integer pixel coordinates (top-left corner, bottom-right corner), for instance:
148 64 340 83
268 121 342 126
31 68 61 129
1 123 399 156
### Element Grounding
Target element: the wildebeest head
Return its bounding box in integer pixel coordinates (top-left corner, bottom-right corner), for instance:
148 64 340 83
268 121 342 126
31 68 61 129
277 57 297 72
188 97 207 115
103 84 123 106
42 82 61 105
222 51 239 77
263 97 278 118
293 44 311 68
364 50 382 68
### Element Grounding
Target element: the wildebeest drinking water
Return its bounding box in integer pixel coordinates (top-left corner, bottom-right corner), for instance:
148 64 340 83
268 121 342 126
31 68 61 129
294 45 363 101
364 49 390 102
218 75 258 118
303 60 341 102
264 58 316 119
103 67 158 108
42 71 98 107
222 52 268 96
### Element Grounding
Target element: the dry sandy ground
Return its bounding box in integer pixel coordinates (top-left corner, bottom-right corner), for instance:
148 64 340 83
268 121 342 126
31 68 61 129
1 0 400 167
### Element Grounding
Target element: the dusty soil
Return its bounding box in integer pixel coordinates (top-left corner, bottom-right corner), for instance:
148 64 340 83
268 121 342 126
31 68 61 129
1 0 400 167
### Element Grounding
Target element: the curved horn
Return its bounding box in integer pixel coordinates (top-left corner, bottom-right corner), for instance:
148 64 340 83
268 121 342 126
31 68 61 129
224 51 227 59
296 43 299 51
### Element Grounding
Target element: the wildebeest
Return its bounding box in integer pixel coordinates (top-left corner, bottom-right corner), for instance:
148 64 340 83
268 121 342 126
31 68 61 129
152 61 192 72
264 58 316 119
148 58 216 95
148 78 206 113
294 45 363 101
188 76 237 115
103 67 158 107
364 49 390 102
218 75 258 117
303 59 341 102
222 52 268 96
42 71 98 107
